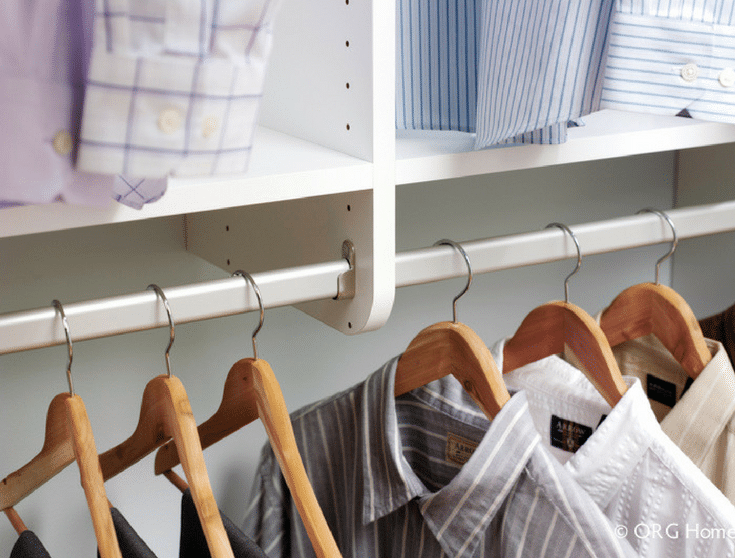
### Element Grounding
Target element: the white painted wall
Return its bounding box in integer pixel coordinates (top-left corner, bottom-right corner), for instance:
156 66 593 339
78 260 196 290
2 150 730 557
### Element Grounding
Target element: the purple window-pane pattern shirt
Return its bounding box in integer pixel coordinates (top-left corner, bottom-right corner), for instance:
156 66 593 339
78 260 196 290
1 0 280 209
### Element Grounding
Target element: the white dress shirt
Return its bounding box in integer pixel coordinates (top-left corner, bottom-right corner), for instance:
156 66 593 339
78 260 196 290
492 339 735 556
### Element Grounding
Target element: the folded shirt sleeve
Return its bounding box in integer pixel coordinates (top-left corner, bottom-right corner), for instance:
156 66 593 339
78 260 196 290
600 4 735 123
78 0 282 179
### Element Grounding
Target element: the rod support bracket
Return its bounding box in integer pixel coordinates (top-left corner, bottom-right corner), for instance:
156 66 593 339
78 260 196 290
334 240 356 300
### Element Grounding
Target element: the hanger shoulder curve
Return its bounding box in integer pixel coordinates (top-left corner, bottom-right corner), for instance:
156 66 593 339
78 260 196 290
600 282 711 378
99 376 175 481
504 301 628 407
395 321 510 419
0 393 74 510
99 375 234 558
155 359 343 558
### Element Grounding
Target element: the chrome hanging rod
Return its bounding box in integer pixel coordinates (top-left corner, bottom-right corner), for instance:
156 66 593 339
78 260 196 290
1 201 734 355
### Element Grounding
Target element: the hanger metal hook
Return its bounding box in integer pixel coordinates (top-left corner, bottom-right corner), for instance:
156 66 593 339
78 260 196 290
434 239 473 323
52 300 74 396
636 208 678 285
233 271 264 360
545 223 582 304
147 284 175 377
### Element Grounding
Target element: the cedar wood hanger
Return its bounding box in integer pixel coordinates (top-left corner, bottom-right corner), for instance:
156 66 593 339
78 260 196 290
395 239 511 419
154 271 342 558
0 301 122 557
96 285 234 558
502 224 628 407
600 209 711 378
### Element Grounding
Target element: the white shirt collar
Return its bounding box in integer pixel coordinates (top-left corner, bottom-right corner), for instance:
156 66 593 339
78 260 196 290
491 337 660 509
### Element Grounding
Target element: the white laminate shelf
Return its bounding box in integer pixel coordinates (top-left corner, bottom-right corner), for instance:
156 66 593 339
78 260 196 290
396 110 735 185
0 126 372 239
4 110 735 239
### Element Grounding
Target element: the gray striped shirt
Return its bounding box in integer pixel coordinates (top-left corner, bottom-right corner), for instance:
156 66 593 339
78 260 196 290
242 357 637 558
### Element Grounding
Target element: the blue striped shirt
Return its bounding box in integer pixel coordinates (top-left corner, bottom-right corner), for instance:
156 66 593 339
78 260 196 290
400 0 735 149
474 0 614 149
395 0 569 145
242 357 636 558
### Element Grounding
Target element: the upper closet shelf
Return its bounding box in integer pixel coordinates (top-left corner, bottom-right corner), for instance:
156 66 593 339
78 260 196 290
396 110 735 185
0 126 371 239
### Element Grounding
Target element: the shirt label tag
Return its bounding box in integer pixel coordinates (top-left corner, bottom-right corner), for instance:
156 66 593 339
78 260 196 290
550 415 593 453
646 374 677 407
446 433 479 466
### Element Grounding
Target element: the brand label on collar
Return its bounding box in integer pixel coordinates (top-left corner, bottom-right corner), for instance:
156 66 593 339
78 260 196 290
550 415 593 453
646 374 677 408
446 433 479 466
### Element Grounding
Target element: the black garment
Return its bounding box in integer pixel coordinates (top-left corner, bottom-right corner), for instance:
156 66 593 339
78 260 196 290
97 508 157 558
10 531 51 558
180 489 267 558
700 303 735 364
95 491 266 558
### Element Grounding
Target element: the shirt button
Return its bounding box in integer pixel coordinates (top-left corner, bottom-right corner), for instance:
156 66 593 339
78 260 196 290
52 130 73 156
202 116 219 138
719 68 735 88
158 108 183 134
680 63 699 82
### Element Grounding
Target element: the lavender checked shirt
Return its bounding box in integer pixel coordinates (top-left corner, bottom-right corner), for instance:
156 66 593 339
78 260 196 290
1 0 280 209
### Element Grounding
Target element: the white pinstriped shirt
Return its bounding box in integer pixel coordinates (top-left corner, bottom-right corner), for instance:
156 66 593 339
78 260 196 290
242 357 637 558
493 340 735 557
601 1 735 121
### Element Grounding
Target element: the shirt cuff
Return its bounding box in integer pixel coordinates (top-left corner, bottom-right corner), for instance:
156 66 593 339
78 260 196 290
600 12 735 123
475 122 568 150
77 46 271 178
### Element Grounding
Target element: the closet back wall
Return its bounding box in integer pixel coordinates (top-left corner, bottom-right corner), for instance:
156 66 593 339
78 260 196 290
0 151 703 557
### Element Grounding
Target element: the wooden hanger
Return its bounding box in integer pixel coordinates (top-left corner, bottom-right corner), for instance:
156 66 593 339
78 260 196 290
599 209 711 378
394 240 511 420
502 225 627 407
0 301 121 558
4 508 27 535
97 285 234 558
154 272 342 558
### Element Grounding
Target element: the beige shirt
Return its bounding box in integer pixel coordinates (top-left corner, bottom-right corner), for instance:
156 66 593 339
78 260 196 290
603 333 735 505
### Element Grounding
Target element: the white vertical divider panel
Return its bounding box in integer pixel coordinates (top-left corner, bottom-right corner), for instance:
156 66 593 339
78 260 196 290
673 144 735 317
186 0 396 334
258 0 373 160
